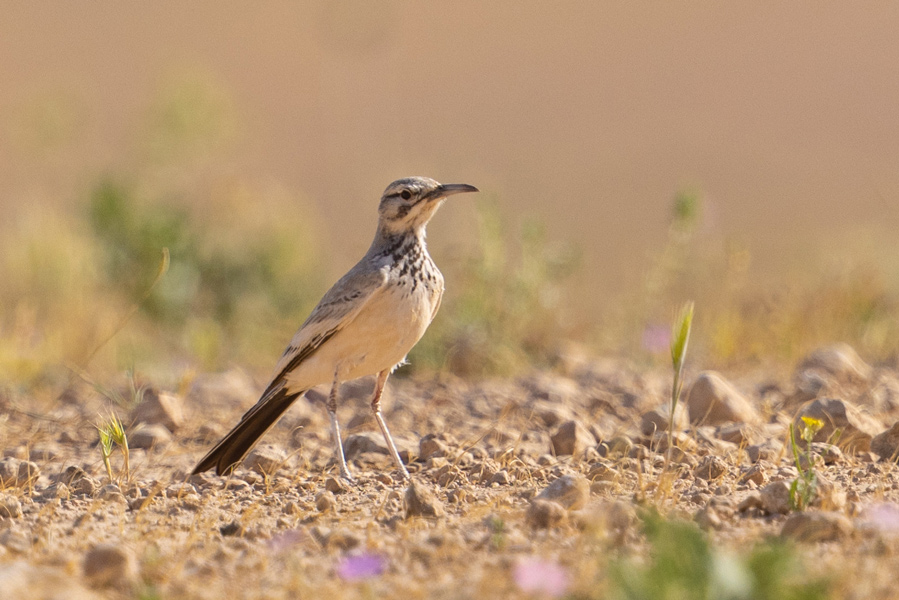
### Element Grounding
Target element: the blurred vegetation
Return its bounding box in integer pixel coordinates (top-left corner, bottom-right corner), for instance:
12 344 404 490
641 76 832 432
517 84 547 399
4 77 899 390
408 197 580 376
606 511 830 600
0 73 324 387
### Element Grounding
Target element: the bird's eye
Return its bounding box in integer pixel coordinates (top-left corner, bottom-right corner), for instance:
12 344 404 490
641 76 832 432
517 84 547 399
400 190 412 200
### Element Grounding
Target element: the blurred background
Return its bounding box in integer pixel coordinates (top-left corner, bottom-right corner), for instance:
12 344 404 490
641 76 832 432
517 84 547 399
3 2 899 388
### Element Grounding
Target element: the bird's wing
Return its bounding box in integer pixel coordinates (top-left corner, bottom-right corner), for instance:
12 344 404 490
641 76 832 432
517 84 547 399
258 262 390 401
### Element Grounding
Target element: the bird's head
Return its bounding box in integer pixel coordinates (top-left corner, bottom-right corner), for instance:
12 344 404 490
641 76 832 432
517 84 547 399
377 176 478 235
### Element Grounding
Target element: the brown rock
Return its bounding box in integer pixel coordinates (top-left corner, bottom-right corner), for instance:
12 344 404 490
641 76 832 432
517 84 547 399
793 397 881 452
640 403 688 437
529 400 577 429
0 495 22 518
693 456 727 480
0 458 39 487
132 389 184 432
760 481 792 514
715 423 756 445
244 445 287 474
129 423 172 449
526 499 568 529
746 440 783 463
315 491 337 513
587 462 616 482
599 436 634 458
738 462 769 486
536 474 590 510
871 421 899 462
695 505 723 530
781 511 852 542
488 470 511 485
404 480 445 519
737 492 764 512
686 371 759 425
795 343 872 384
419 434 449 460
798 443 843 469
550 420 596 456
344 431 390 458
83 544 138 589
95 484 128 505
324 476 349 494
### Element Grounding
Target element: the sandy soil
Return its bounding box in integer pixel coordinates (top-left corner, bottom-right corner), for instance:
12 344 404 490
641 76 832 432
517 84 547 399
3 346 899 598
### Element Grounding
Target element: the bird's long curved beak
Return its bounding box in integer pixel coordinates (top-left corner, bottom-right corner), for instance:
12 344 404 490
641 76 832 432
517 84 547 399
431 183 479 200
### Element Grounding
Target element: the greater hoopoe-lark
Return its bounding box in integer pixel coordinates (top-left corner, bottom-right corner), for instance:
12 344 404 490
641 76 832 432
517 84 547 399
192 177 478 480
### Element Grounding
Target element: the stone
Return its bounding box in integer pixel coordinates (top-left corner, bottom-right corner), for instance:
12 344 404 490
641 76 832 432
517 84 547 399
0 529 30 553
132 389 184 432
795 343 872 385
760 481 792 515
781 511 852 543
737 492 764 512
646 431 698 453
686 371 760 425
746 440 783 463
814 481 846 512
488 470 511 485
695 505 723 530
550 420 596 456
738 462 769 486
693 456 727 480
526 499 568 529
344 431 390 458
71 476 99 497
798 443 843 469
598 436 634 458
405 480 445 518
871 421 899 462
793 397 881 452
529 400 577 429
315 491 337 513
715 423 756 445
219 521 244 537
0 494 22 518
129 423 172 449
244 445 287 474
419 434 449 460
640 403 688 437
536 474 590 510
587 462 616 482
0 458 39 487
95 484 128 505
83 544 138 589
343 431 415 461
324 477 349 494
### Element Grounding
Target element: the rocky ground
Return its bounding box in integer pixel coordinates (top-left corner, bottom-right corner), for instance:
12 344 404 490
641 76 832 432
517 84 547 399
4 343 899 598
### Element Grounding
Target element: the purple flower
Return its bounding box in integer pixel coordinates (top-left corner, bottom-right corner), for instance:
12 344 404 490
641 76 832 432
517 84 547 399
642 324 672 354
862 503 899 534
513 557 570 598
337 553 386 581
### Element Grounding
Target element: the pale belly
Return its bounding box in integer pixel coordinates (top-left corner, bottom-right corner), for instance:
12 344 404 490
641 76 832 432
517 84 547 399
284 281 437 390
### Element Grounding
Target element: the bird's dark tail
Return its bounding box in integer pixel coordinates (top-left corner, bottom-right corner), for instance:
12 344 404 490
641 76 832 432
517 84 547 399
192 387 304 476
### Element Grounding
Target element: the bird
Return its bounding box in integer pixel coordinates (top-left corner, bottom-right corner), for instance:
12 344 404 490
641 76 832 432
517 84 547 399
192 176 478 480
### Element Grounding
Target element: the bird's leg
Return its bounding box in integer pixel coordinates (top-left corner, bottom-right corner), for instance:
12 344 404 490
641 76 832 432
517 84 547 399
327 371 354 482
371 369 411 480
